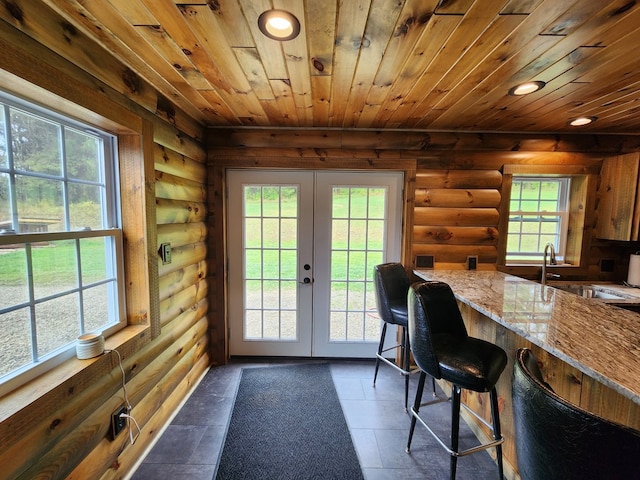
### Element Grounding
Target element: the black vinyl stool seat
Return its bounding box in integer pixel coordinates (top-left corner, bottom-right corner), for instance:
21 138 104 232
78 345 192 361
372 263 434 410
406 281 507 480
513 348 640 480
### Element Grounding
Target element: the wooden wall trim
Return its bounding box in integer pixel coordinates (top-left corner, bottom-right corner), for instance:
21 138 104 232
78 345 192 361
207 165 227 365
210 155 416 170
504 164 601 175
208 128 640 154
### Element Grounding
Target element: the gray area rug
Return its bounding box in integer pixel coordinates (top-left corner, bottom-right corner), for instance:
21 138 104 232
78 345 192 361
215 363 364 480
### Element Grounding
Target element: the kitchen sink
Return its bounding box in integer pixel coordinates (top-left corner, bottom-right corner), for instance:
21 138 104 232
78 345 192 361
551 284 630 300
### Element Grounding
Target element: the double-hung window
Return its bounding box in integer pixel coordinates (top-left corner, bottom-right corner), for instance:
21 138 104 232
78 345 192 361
506 177 570 263
0 91 124 394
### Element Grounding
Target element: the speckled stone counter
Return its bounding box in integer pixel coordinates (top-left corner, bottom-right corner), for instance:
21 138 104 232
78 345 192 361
414 270 640 405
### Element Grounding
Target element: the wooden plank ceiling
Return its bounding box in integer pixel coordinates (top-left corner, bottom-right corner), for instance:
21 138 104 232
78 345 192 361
14 0 640 133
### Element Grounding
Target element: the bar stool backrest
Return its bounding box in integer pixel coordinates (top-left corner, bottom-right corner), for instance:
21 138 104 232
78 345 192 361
407 281 468 379
513 348 640 480
373 263 411 325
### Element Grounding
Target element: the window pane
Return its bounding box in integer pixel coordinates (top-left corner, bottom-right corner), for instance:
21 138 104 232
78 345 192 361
0 172 10 228
281 218 296 248
349 219 367 249
262 250 280 278
262 218 279 248
367 220 384 250
243 187 261 216
32 239 77 299
0 307 32 377
10 109 61 176
540 182 559 198
83 283 111 333
69 183 103 230
280 187 297 217
332 188 349 217
0 106 6 168
80 237 107 285
65 128 101 182
262 187 280 217
0 245 29 308
332 219 348 249
349 188 368 217
245 249 262 278
244 218 261 248
16 175 64 233
538 202 555 212
36 293 79 357
368 188 385 219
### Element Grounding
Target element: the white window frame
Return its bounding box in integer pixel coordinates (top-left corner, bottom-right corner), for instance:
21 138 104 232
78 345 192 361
0 90 125 395
506 176 570 264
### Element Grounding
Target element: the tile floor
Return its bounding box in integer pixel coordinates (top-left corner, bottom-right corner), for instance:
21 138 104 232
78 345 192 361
131 358 501 480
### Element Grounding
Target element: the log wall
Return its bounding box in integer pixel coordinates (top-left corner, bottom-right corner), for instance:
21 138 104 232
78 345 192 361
0 10 209 480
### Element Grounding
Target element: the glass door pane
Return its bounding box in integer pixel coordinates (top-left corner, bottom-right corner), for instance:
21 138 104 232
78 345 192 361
312 171 403 357
243 185 298 341
227 170 313 356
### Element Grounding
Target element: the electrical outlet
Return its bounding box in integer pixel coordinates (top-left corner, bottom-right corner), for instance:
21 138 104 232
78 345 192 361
466 255 478 270
600 258 614 273
416 255 434 268
159 242 171 265
110 406 128 440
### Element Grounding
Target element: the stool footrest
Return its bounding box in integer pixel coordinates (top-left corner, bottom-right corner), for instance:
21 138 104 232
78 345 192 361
375 352 419 376
407 404 504 458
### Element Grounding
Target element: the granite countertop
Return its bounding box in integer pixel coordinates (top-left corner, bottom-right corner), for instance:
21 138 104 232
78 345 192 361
413 270 640 405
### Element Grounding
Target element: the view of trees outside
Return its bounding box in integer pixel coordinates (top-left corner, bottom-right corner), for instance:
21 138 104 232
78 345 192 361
0 106 105 232
507 178 567 262
0 100 117 383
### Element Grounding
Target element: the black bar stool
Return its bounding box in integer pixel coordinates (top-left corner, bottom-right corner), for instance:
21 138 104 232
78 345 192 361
513 348 640 480
406 281 507 480
372 263 434 410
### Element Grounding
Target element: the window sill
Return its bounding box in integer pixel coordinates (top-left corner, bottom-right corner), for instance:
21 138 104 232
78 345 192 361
0 324 149 422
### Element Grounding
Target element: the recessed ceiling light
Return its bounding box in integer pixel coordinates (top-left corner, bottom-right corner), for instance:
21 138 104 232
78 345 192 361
508 81 546 96
258 10 300 41
569 116 597 126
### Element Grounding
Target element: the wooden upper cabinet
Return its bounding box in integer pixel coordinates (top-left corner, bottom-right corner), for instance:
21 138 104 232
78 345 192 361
596 153 640 241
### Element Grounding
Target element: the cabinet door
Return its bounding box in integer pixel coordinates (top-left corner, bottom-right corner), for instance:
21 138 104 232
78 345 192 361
596 153 640 241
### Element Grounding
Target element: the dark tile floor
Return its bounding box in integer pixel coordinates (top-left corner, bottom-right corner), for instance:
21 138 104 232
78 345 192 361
131 358 501 480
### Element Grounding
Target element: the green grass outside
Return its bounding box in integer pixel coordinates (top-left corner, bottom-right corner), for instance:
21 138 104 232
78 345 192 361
0 238 108 285
243 188 385 284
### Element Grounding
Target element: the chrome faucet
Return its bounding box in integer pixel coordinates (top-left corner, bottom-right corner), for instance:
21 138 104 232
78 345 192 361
541 242 558 285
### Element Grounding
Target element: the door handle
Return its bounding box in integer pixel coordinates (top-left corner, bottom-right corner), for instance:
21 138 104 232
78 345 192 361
299 277 313 284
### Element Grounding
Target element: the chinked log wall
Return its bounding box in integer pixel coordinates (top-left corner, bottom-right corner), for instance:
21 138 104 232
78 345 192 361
0 10 211 480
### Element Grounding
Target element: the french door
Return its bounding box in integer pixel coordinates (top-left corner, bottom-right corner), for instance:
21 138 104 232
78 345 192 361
227 169 403 357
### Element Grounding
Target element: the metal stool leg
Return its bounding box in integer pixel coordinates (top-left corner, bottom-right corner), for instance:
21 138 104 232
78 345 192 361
402 326 411 410
406 371 427 453
373 322 388 386
490 387 504 479
450 385 461 480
